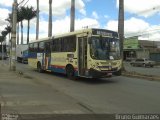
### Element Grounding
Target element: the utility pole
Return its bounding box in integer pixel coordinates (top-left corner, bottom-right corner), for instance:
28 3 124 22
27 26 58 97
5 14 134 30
118 0 124 61
70 0 75 32
48 0 52 37
36 0 39 40
10 0 17 71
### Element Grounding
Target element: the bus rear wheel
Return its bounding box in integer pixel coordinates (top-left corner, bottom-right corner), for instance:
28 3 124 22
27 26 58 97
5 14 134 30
66 65 75 80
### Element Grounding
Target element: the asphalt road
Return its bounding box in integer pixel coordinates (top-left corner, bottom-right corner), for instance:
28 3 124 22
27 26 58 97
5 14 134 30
0 60 160 115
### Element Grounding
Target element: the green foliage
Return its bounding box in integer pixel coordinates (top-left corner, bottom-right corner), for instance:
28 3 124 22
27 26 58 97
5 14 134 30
3 6 37 44
1 30 8 37
5 26 12 33
5 13 12 23
0 36 5 42
21 6 37 21
17 7 25 22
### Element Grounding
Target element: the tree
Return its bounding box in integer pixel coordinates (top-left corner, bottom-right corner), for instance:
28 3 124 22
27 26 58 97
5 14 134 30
22 6 36 44
48 0 52 37
17 7 25 44
0 35 5 45
0 36 4 42
5 25 12 42
5 13 12 24
0 36 4 59
5 14 12 48
1 30 8 59
1 30 8 39
17 9 20 44
36 0 39 40
70 0 75 32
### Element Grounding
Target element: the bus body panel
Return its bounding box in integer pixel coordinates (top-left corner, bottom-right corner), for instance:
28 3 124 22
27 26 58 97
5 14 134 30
49 52 78 74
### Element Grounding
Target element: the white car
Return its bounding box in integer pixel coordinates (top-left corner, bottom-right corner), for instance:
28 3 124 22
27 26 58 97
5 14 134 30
130 58 155 67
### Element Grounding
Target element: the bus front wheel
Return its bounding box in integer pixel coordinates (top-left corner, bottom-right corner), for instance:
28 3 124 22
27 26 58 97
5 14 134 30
114 69 122 76
66 65 75 80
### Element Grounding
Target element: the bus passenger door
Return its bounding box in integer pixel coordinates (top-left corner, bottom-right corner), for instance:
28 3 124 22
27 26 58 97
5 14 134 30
78 37 87 76
44 42 51 70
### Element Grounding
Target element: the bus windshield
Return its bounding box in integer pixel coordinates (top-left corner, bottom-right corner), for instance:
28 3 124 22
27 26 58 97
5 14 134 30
90 36 120 60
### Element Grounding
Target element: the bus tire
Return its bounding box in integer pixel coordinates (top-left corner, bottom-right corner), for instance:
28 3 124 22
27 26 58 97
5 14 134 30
66 65 75 80
114 69 122 76
37 62 43 73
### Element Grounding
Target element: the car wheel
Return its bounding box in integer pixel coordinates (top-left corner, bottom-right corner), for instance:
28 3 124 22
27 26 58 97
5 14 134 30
143 63 146 67
150 65 154 67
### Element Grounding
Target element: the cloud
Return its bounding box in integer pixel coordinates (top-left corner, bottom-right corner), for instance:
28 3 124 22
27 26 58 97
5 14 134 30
139 25 160 41
104 15 109 19
38 16 99 36
76 17 100 29
0 0 86 17
0 0 86 35
117 0 160 17
92 11 99 19
84 0 92 2
0 8 11 34
0 0 12 7
25 0 86 17
105 17 149 36
0 8 10 22
16 16 99 43
105 17 160 41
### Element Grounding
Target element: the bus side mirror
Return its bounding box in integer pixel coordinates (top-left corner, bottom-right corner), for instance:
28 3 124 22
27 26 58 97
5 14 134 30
88 38 92 44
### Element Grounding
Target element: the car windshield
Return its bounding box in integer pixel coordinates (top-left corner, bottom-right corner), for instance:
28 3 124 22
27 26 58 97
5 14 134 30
90 36 120 60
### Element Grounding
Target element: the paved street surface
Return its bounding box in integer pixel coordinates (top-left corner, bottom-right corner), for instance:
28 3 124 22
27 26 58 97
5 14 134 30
0 60 160 115
124 61 160 77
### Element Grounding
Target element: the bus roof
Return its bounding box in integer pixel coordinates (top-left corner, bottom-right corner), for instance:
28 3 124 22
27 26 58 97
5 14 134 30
29 28 118 43
29 37 51 44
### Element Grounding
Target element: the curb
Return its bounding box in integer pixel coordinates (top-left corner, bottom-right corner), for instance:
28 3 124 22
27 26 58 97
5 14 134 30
122 71 160 81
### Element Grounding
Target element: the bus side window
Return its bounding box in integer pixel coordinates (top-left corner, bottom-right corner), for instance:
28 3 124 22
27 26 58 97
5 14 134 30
29 43 34 52
62 36 76 52
52 39 56 52
52 39 61 52
39 42 44 52
45 42 51 52
34 43 38 52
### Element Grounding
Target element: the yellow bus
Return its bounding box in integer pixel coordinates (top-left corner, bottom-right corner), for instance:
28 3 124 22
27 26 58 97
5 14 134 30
28 28 122 79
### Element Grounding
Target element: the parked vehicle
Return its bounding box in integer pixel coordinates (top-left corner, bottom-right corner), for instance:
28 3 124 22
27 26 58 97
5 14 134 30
0 52 7 60
130 58 155 67
16 44 28 63
0 45 7 60
125 57 136 62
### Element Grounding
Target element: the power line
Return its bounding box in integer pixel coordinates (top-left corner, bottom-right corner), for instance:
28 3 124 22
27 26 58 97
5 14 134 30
23 0 29 7
138 6 160 15
17 0 25 6
18 0 29 7
125 5 160 19
125 27 160 37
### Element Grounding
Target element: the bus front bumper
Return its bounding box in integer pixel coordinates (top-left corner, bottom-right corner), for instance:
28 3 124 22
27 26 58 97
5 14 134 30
88 68 116 78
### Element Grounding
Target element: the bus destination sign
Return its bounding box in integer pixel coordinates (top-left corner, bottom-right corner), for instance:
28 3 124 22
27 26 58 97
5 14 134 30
93 29 113 37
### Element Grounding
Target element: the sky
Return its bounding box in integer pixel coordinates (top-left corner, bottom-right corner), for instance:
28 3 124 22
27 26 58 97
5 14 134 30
0 0 160 44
